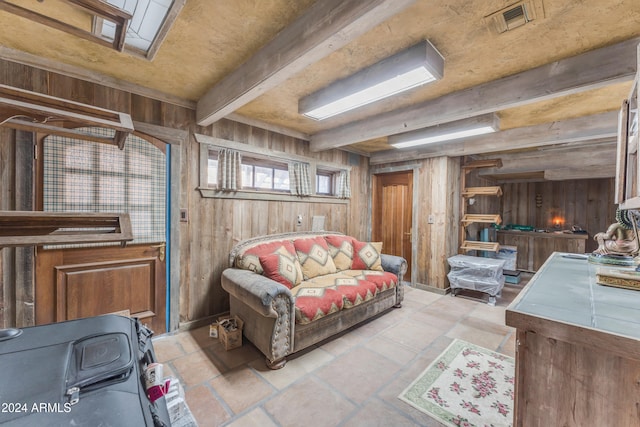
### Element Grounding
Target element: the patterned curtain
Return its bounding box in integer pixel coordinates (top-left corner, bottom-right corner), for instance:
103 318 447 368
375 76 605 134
217 148 242 191
335 170 351 198
289 162 312 196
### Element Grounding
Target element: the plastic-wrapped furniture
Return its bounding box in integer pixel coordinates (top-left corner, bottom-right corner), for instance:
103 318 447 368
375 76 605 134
447 254 506 305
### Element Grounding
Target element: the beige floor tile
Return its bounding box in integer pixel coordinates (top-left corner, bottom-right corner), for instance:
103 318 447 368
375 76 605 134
208 340 262 370
380 317 443 352
365 335 418 365
184 384 230 427
263 376 356 427
320 328 369 356
171 349 226 387
315 347 402 404
209 368 274 414
224 408 279 427
468 302 508 325
404 287 443 306
342 399 426 427
445 323 507 351
250 346 334 389
153 337 187 362
460 315 513 336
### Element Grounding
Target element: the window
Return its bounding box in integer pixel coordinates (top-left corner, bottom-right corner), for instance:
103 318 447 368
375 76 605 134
207 149 290 192
316 171 333 195
43 127 166 246
241 157 290 192
196 133 351 203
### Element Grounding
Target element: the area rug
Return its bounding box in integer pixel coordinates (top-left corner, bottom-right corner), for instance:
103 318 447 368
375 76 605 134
398 339 515 427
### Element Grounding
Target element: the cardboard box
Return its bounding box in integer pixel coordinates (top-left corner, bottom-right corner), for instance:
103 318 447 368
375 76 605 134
217 315 244 351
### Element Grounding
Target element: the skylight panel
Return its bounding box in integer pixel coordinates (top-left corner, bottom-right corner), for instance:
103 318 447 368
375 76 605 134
100 0 173 54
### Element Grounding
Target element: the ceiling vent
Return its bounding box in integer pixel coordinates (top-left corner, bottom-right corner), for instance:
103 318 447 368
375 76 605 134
485 1 544 33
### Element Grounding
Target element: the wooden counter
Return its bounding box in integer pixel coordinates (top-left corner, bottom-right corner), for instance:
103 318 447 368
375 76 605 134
505 253 640 426
497 230 587 271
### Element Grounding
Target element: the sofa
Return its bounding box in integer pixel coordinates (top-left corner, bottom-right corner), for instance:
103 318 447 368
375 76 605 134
221 231 407 368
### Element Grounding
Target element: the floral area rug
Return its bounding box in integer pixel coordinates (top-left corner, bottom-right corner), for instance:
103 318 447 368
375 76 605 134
398 339 515 427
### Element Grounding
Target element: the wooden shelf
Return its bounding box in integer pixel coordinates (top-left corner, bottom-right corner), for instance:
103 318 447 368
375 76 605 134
0 211 133 248
460 240 500 252
462 186 503 197
461 214 502 226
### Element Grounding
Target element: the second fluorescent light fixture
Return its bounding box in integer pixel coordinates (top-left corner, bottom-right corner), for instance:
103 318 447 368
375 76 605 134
389 114 500 149
299 40 444 120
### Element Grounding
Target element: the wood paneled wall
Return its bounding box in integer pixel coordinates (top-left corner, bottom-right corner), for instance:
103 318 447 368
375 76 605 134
376 156 460 292
0 59 370 328
182 120 370 323
466 172 616 253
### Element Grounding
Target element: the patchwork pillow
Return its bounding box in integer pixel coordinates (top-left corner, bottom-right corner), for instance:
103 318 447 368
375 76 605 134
351 240 383 271
259 246 304 289
324 235 354 271
294 236 337 280
236 240 295 274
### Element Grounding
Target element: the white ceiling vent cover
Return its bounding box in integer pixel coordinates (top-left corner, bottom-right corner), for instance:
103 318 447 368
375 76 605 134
485 1 544 33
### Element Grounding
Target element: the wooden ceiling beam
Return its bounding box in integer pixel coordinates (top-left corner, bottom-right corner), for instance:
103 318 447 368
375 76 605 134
369 111 618 165
544 166 616 180
196 0 417 127
311 36 640 152
477 141 617 176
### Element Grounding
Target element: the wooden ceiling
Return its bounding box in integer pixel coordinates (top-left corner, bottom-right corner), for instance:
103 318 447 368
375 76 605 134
1 0 639 181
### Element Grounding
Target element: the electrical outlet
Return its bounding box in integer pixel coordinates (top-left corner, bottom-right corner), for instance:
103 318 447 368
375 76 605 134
296 214 303 226
428 214 435 224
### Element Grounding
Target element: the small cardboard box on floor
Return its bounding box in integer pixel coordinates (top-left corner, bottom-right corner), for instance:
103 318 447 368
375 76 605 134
210 315 244 350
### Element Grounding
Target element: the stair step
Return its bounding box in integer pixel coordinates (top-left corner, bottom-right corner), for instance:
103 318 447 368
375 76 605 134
462 186 502 197
461 214 502 225
460 241 500 252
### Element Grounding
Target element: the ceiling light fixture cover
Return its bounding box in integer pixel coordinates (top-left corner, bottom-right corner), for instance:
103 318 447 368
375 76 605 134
299 40 444 120
389 114 500 149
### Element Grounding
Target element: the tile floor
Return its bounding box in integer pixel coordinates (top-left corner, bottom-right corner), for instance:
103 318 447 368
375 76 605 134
153 279 527 427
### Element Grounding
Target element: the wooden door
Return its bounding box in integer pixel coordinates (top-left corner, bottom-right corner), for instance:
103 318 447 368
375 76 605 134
34 130 167 333
372 171 413 281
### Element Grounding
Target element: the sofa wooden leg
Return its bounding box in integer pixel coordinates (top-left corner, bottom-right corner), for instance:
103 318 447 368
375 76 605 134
266 357 287 370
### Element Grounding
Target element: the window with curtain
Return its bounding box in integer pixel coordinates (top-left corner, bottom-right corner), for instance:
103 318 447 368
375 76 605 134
201 141 350 201
43 127 166 246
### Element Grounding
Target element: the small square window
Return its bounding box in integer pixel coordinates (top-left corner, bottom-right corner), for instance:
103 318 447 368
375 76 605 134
316 172 333 195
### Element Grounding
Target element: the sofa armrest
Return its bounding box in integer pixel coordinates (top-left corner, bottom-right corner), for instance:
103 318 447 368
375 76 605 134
221 268 294 318
380 253 407 278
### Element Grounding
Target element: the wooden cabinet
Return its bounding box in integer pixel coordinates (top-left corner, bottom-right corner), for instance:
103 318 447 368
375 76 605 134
497 230 586 271
506 253 640 426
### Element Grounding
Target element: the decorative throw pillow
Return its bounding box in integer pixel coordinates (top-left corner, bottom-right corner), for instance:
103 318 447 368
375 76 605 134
237 240 294 274
259 246 303 289
294 236 337 280
324 235 354 271
351 240 383 271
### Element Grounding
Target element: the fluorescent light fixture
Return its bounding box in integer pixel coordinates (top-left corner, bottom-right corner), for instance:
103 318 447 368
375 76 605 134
389 114 500 149
299 40 444 120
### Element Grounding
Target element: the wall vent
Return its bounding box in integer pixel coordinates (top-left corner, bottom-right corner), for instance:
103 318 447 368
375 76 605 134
485 1 544 33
